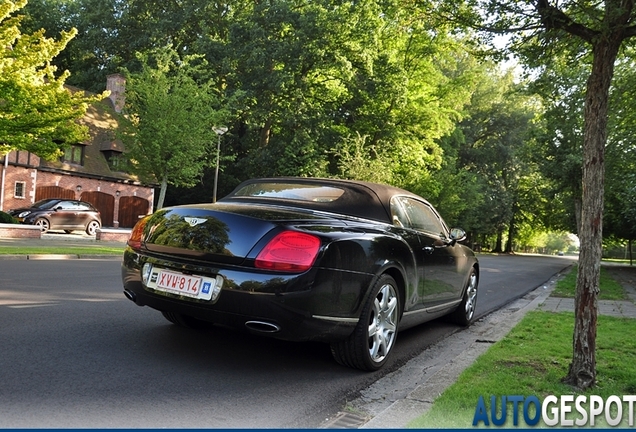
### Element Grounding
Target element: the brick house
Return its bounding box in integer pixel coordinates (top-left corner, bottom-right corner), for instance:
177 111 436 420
0 74 155 229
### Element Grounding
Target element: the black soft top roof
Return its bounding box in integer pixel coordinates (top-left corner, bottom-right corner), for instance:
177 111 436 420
221 177 427 224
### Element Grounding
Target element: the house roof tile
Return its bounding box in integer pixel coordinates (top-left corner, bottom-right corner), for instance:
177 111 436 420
39 97 138 182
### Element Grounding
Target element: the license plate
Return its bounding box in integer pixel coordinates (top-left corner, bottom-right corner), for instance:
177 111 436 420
146 268 222 301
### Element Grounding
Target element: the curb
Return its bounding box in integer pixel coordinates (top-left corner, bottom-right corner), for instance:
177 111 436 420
323 273 562 429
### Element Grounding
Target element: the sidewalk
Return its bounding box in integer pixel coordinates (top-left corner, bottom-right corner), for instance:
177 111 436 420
322 265 636 429
539 296 636 318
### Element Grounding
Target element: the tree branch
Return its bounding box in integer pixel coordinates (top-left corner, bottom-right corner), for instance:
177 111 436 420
626 24 636 37
536 0 598 42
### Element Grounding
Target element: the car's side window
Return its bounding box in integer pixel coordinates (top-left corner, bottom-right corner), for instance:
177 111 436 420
395 197 446 236
390 198 410 228
60 201 82 210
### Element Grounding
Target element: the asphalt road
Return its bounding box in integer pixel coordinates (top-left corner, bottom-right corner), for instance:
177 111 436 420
0 254 573 428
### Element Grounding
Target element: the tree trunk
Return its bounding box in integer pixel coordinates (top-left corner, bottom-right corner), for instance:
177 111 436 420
493 229 504 253
259 118 272 147
505 206 516 253
562 38 621 390
574 196 582 236
156 176 168 210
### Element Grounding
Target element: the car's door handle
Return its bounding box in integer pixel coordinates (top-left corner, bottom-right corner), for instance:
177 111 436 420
422 246 434 254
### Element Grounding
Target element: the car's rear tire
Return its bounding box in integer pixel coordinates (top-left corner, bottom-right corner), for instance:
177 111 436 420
330 274 400 371
449 267 478 326
34 218 50 233
161 311 211 329
86 220 100 236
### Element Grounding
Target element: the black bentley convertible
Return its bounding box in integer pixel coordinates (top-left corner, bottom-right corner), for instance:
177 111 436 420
122 177 479 370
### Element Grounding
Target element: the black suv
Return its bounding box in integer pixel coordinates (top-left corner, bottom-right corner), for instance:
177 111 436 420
9 199 102 235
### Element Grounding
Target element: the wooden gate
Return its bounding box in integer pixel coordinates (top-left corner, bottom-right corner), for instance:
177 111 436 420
35 186 75 201
119 196 150 228
81 191 115 227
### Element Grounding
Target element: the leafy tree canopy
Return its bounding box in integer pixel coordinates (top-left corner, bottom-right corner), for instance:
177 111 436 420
118 47 227 209
0 0 102 159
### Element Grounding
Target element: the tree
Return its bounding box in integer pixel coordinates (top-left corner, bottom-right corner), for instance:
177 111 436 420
118 48 225 209
215 0 478 185
22 0 482 203
332 133 394 184
532 0 636 390
527 55 586 235
603 55 636 263
451 0 636 389
0 0 101 159
21 0 223 92
445 65 540 252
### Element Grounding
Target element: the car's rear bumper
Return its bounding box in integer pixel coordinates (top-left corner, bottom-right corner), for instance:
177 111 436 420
122 248 372 342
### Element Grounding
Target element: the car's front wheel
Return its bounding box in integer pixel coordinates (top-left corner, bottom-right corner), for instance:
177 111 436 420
34 218 50 233
450 267 478 326
330 274 400 371
86 220 100 236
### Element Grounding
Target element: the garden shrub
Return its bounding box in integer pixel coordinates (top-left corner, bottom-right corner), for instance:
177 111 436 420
0 211 19 224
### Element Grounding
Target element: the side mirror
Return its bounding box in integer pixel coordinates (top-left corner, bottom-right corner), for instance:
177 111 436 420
449 228 466 242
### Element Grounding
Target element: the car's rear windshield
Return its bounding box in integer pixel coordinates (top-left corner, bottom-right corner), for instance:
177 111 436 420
233 182 345 203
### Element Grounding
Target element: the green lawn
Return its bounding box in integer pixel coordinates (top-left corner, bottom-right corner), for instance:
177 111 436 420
551 264 627 300
0 245 125 255
409 267 636 428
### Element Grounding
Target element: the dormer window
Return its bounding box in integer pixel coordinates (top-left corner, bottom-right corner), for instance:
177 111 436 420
103 150 124 171
61 144 84 165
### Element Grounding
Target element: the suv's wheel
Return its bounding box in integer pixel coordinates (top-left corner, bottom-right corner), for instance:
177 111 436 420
330 274 400 371
86 220 100 236
34 218 50 233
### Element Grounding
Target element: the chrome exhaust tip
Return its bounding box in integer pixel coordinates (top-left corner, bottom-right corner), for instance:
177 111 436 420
245 320 281 333
123 289 137 303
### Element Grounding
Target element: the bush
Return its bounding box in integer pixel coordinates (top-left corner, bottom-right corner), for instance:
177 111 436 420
0 211 19 224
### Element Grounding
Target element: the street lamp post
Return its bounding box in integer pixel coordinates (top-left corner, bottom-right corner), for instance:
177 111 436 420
212 126 228 203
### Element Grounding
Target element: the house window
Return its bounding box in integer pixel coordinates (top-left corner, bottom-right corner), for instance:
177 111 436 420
102 150 124 171
14 181 26 199
62 145 84 165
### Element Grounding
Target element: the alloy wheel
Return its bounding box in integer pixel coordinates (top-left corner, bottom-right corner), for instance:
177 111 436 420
367 283 399 364
86 221 100 236
34 218 50 233
464 271 478 321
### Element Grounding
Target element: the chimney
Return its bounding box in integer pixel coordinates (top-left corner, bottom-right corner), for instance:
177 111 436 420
106 73 126 113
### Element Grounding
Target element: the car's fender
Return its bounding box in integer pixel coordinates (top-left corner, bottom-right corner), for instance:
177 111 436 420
314 229 417 320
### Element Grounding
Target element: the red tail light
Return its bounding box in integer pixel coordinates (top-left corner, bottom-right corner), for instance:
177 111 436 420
127 216 150 250
255 231 321 272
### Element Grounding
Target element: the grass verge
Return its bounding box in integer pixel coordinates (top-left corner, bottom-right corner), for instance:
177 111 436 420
551 264 626 300
0 245 125 255
408 269 636 428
